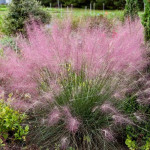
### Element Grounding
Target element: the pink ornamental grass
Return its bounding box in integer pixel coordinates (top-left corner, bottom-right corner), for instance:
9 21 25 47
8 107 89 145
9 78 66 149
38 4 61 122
62 106 80 133
62 105 81 132
109 20 144 73
112 114 133 125
66 117 80 133
48 107 61 126
48 106 80 133
61 137 69 149
62 106 72 118
101 128 115 141
10 100 32 112
0 86 4 98
0 19 145 101
100 103 118 114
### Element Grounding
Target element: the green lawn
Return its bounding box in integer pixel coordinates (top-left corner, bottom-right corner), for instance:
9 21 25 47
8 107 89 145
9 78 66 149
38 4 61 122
0 5 7 12
45 8 125 20
0 11 7 15
0 5 144 21
45 7 143 20
0 5 7 17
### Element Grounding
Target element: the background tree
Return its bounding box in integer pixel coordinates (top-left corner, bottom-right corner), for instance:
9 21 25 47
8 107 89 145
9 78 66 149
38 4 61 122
4 0 51 35
38 0 143 10
142 0 150 41
138 0 144 10
124 0 139 21
38 0 58 7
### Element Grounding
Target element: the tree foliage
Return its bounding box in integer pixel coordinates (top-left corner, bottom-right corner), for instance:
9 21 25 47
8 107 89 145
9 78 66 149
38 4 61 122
38 0 143 10
124 0 139 21
4 0 51 35
142 0 150 41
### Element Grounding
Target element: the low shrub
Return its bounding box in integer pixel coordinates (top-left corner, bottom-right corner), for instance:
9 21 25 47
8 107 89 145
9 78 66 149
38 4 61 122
0 93 29 147
3 0 51 35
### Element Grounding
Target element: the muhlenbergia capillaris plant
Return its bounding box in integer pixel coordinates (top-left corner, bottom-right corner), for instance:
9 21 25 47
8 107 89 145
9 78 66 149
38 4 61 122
0 18 145 149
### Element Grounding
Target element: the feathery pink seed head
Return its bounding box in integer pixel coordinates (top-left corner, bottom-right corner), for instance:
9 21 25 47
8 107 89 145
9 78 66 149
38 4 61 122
144 88 150 94
0 19 145 111
41 92 54 103
133 112 144 122
62 106 72 118
100 103 118 114
113 92 122 99
102 129 115 141
112 115 133 125
10 100 32 112
61 137 69 149
137 97 150 105
66 117 80 133
146 81 150 86
1 19 144 88
48 107 61 126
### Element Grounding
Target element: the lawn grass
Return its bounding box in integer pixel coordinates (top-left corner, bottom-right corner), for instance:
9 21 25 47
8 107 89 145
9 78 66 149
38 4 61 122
45 7 125 20
0 5 7 16
0 8 7 11
0 5 7 11
0 11 7 16
0 4 144 20
45 7 144 20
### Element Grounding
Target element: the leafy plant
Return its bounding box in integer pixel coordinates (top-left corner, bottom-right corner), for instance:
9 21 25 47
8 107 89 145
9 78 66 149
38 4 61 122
141 138 150 150
0 95 29 143
125 135 137 150
125 135 150 150
0 139 5 148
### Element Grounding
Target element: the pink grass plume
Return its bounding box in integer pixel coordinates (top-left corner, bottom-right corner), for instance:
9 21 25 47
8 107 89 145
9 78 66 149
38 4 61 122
48 107 61 126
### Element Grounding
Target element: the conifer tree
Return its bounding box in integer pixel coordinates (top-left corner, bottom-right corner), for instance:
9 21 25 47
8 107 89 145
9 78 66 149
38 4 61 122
142 0 150 41
124 0 139 21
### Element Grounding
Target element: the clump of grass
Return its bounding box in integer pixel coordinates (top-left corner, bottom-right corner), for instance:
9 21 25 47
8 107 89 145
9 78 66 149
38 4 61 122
0 18 145 149
27 68 121 149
